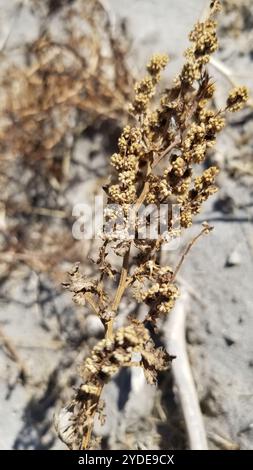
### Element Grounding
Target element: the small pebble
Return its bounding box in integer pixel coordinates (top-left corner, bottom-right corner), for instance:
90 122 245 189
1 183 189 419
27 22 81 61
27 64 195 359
225 249 241 267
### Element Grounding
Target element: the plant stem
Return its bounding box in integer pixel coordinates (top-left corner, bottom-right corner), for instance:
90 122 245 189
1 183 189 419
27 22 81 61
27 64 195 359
106 245 131 339
172 225 213 281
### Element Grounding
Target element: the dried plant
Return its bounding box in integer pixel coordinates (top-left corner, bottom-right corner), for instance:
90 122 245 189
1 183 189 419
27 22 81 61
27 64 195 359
0 0 131 179
0 0 133 280
56 1 248 449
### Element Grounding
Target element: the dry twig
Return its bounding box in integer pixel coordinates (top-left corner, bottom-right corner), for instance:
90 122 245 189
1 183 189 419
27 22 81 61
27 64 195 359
163 292 208 450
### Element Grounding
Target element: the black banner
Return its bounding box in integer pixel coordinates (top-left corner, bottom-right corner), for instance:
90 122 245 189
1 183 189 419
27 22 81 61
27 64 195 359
0 450 252 467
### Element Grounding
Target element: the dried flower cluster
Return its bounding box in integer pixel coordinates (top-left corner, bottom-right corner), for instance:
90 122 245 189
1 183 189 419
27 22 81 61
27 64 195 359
57 319 172 449
226 86 249 112
57 1 248 449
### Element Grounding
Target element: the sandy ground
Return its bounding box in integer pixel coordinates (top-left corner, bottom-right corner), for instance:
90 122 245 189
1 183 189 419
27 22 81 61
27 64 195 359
0 0 252 450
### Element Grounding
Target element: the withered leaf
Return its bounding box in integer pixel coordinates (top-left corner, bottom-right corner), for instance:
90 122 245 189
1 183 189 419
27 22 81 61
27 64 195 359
62 263 99 306
141 340 175 385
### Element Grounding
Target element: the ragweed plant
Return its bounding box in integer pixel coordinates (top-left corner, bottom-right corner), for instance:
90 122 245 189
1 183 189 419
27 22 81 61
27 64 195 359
57 1 248 449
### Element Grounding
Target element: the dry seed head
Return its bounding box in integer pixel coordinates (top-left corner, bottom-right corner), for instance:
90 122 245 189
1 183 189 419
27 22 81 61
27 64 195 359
205 82 216 98
159 178 172 199
146 53 169 77
180 62 201 85
110 153 124 170
180 209 193 228
226 86 249 112
80 384 101 397
118 170 136 186
158 300 175 314
134 76 155 95
130 54 169 115
110 153 138 171
198 109 225 133
171 156 186 177
210 0 222 14
108 183 137 204
101 364 118 376
189 19 218 55
129 93 151 114
81 324 150 384
193 166 220 193
179 2 222 88
186 143 207 164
